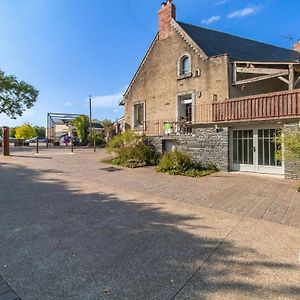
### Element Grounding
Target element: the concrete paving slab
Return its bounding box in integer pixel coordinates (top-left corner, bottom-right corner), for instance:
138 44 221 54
0 149 299 299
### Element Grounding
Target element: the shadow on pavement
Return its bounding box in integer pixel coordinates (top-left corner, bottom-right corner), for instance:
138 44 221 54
0 163 298 299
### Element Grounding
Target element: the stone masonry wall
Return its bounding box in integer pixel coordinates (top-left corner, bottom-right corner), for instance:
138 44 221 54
284 123 300 180
147 127 229 171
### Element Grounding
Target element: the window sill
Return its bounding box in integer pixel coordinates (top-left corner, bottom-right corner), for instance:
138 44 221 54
177 72 192 80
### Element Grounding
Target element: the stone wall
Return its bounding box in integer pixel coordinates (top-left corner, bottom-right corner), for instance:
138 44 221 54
284 123 300 180
147 126 229 171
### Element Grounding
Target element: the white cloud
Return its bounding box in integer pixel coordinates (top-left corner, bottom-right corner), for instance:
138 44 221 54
91 91 123 109
228 6 260 19
90 85 128 110
214 0 228 5
64 102 73 107
201 15 221 25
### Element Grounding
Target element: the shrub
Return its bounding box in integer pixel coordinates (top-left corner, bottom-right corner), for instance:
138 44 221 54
88 131 105 147
106 130 158 168
156 149 218 177
156 150 193 174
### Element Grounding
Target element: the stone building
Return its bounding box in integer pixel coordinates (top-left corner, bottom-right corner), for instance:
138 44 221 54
121 0 300 178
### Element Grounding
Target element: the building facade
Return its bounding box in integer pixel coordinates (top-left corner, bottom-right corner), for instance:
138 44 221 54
121 0 300 178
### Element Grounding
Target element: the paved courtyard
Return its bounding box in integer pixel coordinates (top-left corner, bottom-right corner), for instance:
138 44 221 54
0 148 299 299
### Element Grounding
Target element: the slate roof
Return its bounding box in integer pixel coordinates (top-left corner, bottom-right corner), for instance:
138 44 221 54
178 21 300 62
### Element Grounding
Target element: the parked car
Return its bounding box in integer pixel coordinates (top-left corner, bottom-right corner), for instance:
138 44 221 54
24 137 47 143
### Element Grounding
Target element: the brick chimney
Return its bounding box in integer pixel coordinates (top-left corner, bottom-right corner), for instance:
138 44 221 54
158 0 176 40
293 40 300 52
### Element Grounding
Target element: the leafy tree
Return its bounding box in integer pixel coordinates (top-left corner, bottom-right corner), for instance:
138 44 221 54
0 127 2 137
15 123 37 140
9 127 16 138
34 126 46 137
0 70 39 119
100 119 113 132
72 115 89 145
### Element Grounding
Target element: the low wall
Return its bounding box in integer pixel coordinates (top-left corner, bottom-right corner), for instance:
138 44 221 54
147 127 229 171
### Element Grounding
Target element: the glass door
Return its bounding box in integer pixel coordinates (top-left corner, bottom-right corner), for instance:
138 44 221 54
231 128 283 175
232 130 255 172
257 129 283 174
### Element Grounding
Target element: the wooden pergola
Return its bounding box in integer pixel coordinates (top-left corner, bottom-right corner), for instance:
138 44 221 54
232 61 300 91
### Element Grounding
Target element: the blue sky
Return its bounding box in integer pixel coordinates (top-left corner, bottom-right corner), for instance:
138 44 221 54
0 0 299 127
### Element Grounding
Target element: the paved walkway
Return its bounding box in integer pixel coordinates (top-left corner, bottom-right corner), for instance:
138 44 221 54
0 148 299 299
6 147 299 228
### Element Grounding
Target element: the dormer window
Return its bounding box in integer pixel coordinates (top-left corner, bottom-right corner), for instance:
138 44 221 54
177 54 192 79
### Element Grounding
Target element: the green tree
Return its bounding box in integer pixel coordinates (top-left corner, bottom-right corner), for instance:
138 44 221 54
73 115 89 145
0 70 39 119
9 127 16 138
0 127 2 137
100 119 113 132
15 123 37 140
34 126 46 137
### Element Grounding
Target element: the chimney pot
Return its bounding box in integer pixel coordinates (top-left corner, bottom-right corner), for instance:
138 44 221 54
293 39 300 52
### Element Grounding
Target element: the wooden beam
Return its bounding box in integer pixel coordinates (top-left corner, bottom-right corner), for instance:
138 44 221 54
233 71 290 86
278 76 289 85
236 67 288 75
289 64 294 90
233 62 237 84
234 60 300 65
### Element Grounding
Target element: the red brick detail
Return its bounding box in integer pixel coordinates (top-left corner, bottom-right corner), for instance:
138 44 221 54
158 1 176 40
293 40 300 52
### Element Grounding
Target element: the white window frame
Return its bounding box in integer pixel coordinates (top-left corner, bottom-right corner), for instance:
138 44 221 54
132 101 145 130
177 53 192 78
176 91 196 123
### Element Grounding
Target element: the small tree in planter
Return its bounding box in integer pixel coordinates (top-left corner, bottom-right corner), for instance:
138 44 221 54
276 131 300 191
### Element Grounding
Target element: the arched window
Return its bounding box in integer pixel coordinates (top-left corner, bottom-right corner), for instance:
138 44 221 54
178 55 191 76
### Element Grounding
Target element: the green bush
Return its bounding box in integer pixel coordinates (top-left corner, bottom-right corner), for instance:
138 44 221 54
106 130 158 168
88 131 105 147
156 149 218 177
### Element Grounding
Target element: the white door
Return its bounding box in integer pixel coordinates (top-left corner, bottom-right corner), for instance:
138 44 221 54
231 129 283 175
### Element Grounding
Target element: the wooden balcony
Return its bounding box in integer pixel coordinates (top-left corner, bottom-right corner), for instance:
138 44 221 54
196 89 300 123
142 90 300 136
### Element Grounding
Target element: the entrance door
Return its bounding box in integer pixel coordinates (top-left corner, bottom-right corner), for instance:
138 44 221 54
231 128 283 175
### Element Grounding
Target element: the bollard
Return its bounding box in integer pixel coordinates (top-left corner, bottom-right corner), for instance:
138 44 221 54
3 127 9 156
36 136 39 154
71 137 74 153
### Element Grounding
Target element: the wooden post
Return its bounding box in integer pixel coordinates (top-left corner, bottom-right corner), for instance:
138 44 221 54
289 67 293 90
233 62 237 85
36 136 39 154
3 127 9 156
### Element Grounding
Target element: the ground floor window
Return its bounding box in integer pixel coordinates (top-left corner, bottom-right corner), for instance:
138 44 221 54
134 103 144 128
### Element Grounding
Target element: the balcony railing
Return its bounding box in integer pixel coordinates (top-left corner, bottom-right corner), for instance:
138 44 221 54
141 90 300 136
196 89 300 123
144 119 192 137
